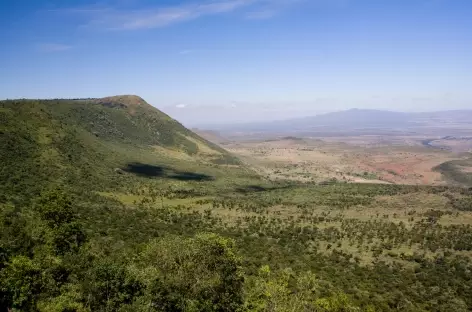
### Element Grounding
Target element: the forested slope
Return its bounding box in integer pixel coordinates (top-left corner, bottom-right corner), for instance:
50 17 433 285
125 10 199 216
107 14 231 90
0 96 243 201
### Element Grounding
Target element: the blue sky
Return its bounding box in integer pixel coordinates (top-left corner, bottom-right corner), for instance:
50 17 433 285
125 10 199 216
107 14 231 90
1 0 471 124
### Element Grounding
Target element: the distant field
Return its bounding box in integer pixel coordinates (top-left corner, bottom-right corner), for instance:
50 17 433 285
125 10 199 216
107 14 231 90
224 136 471 186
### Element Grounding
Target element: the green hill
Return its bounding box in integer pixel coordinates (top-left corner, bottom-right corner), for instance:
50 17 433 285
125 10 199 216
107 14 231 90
0 95 247 201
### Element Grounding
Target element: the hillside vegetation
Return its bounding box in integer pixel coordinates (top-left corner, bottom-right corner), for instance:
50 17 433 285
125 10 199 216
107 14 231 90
1 97 472 311
0 96 244 201
435 157 472 187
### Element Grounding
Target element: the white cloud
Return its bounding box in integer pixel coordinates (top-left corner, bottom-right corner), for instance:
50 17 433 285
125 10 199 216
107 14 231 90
37 43 72 52
73 0 254 30
60 0 305 30
176 104 187 108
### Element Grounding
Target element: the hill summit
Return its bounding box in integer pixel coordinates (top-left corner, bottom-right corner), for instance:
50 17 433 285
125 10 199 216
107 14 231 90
92 95 150 109
0 95 243 199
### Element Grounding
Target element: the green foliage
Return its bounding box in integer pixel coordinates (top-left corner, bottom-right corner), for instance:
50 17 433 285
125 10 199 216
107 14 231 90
0 256 43 310
130 233 244 312
37 288 89 312
245 266 367 312
3 96 472 311
80 260 143 311
34 189 76 227
33 189 87 255
0 98 246 201
0 190 247 311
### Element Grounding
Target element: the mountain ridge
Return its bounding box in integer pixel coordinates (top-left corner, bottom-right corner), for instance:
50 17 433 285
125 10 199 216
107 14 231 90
0 95 245 200
205 108 472 134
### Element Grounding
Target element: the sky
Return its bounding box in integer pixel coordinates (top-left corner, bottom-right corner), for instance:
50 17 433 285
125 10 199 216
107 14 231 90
0 0 471 125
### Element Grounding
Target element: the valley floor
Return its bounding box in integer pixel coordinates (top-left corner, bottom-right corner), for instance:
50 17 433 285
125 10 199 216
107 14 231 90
222 136 471 186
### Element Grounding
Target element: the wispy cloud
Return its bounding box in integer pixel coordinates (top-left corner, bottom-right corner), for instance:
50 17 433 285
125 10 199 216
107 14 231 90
64 0 254 30
37 43 72 52
179 49 194 55
58 0 303 30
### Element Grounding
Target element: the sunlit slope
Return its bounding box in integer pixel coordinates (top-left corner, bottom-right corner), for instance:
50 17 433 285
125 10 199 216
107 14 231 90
0 95 248 199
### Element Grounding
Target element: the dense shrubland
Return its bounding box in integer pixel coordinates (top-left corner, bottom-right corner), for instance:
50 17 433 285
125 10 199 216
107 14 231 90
2 183 472 311
1 189 372 311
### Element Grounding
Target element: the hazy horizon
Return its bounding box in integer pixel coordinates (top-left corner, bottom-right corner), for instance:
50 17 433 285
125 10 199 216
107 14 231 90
161 101 472 127
1 0 471 124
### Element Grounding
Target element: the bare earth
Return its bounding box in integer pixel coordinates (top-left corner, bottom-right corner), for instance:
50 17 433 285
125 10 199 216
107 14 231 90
225 136 465 185
460 166 472 173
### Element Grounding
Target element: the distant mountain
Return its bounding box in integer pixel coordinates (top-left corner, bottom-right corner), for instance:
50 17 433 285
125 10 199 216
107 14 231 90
0 95 242 199
288 109 410 129
209 108 472 136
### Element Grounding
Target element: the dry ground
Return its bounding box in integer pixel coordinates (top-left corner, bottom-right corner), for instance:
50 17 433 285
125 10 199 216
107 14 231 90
428 138 472 152
225 136 467 185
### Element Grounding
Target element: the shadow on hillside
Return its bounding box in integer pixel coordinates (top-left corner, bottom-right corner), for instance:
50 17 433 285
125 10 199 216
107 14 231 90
235 185 267 193
235 184 293 194
122 163 214 182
